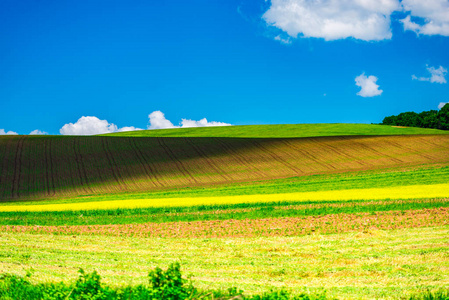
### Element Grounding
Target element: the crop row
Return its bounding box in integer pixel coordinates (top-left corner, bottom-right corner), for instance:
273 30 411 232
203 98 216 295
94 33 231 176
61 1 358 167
1 197 448 226
2 182 448 213
1 134 448 200
2 207 448 238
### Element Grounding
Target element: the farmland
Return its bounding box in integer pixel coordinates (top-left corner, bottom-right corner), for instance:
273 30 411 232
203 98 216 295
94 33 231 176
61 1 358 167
1 124 449 201
1 123 449 299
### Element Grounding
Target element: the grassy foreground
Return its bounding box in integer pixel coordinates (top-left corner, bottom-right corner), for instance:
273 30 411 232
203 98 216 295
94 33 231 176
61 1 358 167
1 226 448 299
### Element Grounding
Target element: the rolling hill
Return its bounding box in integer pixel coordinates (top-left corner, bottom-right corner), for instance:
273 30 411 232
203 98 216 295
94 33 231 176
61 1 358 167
0 124 448 201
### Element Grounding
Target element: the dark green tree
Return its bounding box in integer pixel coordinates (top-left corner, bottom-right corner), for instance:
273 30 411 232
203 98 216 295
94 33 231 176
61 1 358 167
437 104 449 130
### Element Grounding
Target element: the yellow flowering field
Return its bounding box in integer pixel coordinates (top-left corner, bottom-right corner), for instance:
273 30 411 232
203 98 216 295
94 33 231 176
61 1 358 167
2 183 448 212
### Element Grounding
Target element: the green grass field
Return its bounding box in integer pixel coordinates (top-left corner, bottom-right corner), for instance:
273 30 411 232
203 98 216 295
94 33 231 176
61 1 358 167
1 227 448 299
106 123 449 138
1 123 449 299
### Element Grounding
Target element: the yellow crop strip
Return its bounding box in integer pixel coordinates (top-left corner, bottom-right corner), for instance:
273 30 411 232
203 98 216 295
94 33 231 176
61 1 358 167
1 183 448 212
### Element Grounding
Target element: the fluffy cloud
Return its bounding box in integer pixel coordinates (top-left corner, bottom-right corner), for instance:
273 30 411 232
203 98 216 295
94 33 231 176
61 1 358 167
29 129 48 135
59 116 141 135
147 111 231 129
60 116 118 135
355 73 383 97
181 118 231 128
0 129 18 135
116 126 143 132
262 0 399 41
438 102 448 109
147 111 177 130
412 65 447 84
401 0 449 36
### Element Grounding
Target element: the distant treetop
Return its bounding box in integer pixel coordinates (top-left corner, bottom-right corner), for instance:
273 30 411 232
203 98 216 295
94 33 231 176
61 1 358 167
382 104 449 130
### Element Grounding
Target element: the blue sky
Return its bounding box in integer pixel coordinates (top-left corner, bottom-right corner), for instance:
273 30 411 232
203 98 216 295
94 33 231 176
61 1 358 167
1 0 448 135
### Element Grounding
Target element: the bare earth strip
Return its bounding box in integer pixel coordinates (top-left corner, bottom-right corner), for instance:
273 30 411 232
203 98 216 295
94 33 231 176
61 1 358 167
3 207 449 238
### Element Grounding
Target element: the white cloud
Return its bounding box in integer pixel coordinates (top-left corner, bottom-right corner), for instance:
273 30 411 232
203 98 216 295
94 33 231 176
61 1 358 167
60 116 144 135
60 116 119 135
355 73 383 97
147 111 178 130
181 118 231 128
438 102 448 109
274 35 292 44
29 129 48 135
412 65 447 84
147 111 231 129
116 126 143 132
0 129 18 135
262 0 399 41
401 0 449 36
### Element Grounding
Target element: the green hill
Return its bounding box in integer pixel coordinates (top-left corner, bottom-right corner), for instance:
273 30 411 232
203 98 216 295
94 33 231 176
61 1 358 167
106 123 449 138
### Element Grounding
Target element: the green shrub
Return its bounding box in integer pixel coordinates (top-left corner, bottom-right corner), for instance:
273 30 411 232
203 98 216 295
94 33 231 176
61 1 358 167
408 289 449 300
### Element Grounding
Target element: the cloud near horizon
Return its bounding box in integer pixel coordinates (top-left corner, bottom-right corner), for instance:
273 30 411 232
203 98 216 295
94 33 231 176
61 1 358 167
59 116 143 135
355 73 383 97
29 129 48 135
0 129 18 135
412 65 447 84
59 112 231 135
439 102 448 109
148 111 231 129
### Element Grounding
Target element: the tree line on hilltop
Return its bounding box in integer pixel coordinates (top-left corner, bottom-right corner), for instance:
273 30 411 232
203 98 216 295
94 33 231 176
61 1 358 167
381 103 449 130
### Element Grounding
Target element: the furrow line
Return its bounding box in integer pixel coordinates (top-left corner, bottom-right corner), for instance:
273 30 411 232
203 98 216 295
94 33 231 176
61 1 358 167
101 138 126 191
250 139 303 175
0 138 14 196
184 138 232 182
74 138 93 194
157 138 198 184
281 139 336 171
214 138 266 178
343 137 403 164
311 137 366 167
129 138 161 188
11 137 25 198
387 140 435 161
47 138 56 195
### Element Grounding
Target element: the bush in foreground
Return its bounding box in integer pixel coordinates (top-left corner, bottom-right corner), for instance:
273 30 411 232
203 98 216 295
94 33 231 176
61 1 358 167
0 263 327 300
1 263 448 299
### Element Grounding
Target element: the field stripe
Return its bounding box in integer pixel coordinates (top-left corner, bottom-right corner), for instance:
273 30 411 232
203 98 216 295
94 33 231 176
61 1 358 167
184 137 232 182
2 183 448 212
3 207 448 238
343 137 403 164
101 137 127 191
0 138 14 198
47 138 56 195
310 137 368 167
73 138 92 194
214 138 267 178
128 137 161 188
280 139 336 171
250 139 304 175
11 137 26 198
157 137 198 184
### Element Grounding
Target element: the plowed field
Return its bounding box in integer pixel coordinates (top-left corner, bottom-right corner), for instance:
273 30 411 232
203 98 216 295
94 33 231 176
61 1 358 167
1 134 449 201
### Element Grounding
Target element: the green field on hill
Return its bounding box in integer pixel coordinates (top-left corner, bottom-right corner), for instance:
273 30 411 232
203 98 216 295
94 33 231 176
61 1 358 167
106 123 449 138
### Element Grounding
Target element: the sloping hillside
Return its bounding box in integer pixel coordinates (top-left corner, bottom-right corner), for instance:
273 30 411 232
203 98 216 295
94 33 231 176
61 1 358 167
1 132 448 201
106 123 449 138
